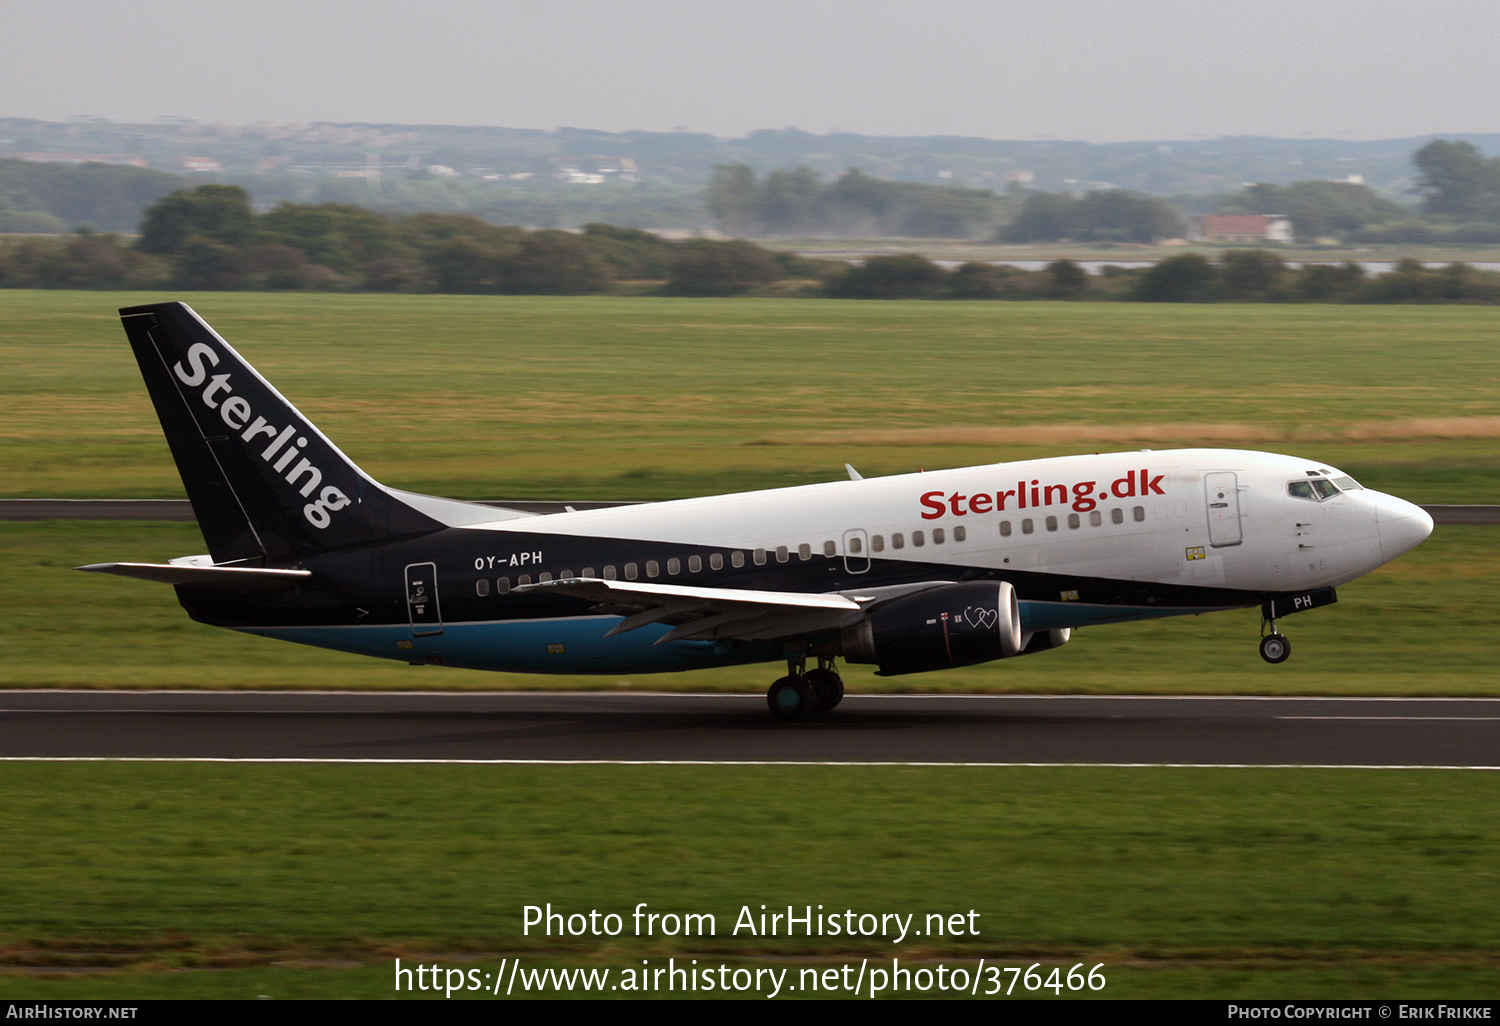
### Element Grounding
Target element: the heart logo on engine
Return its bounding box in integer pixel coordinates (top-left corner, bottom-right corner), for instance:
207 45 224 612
964 606 999 630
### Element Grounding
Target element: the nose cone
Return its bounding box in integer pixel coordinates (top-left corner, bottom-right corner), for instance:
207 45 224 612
1371 492 1434 562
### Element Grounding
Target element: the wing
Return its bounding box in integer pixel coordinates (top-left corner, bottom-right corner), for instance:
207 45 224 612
516 578 952 645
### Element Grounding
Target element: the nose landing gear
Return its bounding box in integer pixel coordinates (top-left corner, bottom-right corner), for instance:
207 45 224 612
1259 614 1291 664
766 656 845 720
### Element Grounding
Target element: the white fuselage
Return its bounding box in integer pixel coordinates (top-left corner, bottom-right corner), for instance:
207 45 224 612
474 448 1429 625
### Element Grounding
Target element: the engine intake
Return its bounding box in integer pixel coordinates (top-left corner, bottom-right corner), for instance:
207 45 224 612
840 581 1022 676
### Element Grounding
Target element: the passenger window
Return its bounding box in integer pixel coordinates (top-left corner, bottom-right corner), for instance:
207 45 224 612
476 579 490 597
1111 508 1123 525
559 570 574 580
999 521 1012 537
849 536 863 554
624 563 638 580
732 551 745 568
932 528 944 544
539 571 553 583
1045 516 1058 532
953 526 965 542
891 533 904 549
1133 506 1145 522
518 574 532 586
1022 519 1034 535
646 561 659 578
667 558 680 575
711 553 724 570
871 535 885 552
798 543 811 561
496 577 511 594
1089 511 1102 527
582 567 594 578
823 540 836 557
753 549 766 566
689 555 702 573
603 565 617 580
776 546 789 563
913 530 925 547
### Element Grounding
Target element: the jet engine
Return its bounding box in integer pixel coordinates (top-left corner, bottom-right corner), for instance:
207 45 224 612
839 581 1022 676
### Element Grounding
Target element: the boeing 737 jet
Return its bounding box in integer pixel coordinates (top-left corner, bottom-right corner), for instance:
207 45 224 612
81 302 1435 718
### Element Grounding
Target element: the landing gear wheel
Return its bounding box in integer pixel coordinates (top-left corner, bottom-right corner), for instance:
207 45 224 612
803 668 845 713
1259 633 1291 664
767 675 813 720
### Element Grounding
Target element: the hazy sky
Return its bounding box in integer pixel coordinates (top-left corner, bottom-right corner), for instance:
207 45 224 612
4 0 1498 142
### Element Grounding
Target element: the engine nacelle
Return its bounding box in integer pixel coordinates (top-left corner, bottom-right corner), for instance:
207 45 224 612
840 581 1022 676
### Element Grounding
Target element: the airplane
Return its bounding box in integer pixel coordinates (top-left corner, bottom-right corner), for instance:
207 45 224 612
80 301 1435 719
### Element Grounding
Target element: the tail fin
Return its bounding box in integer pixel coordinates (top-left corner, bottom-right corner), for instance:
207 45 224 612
120 302 444 562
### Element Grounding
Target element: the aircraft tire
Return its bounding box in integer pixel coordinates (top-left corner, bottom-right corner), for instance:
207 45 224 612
804 668 845 713
767 675 813 720
1259 633 1291 664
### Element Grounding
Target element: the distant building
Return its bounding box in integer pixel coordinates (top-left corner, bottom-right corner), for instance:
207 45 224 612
13 152 147 168
181 157 223 173
1188 214 1293 244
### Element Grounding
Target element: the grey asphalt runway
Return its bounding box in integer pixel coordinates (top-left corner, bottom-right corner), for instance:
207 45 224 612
2 691 1496 766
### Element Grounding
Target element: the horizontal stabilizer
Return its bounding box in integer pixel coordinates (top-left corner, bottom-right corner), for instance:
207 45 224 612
77 562 311 592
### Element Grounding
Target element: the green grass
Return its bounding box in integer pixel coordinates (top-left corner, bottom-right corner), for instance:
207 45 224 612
4 520 1493 693
0 763 1497 998
1 291 1498 502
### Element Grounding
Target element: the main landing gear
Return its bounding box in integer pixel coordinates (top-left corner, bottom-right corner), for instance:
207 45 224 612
766 656 845 720
1259 614 1291 664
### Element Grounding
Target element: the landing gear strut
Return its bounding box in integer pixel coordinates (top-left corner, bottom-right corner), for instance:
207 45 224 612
1259 614 1291 664
766 656 844 720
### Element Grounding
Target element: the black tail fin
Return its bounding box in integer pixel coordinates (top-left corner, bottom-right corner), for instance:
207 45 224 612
120 302 443 562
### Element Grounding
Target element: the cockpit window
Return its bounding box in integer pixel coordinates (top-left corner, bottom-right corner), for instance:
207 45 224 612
1331 475 1363 491
1289 479 1344 501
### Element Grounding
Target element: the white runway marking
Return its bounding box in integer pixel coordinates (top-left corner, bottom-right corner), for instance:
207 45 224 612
1276 715 1500 721
0 757 1496 770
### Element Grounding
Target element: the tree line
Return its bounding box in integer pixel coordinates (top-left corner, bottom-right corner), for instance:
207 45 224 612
707 166 1007 238
0 185 816 295
5 183 1500 303
708 140 1500 245
825 251 1500 303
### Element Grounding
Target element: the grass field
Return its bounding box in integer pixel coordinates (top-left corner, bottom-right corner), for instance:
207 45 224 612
1 763 1497 999
1 291 1498 502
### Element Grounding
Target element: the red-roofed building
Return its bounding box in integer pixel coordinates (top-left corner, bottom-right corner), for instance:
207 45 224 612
1188 214 1293 244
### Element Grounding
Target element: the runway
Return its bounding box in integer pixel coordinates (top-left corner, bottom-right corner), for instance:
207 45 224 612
2 691 1497 767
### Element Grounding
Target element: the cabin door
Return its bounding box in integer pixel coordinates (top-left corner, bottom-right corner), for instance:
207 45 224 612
1204 472 1243 547
405 562 444 636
